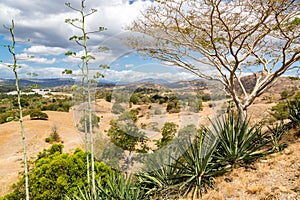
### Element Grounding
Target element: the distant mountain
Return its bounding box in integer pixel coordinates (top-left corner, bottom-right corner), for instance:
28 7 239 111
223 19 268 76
0 78 75 88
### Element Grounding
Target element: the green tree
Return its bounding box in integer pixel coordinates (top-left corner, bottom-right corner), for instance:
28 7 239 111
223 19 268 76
129 0 300 120
1 20 30 200
108 120 148 176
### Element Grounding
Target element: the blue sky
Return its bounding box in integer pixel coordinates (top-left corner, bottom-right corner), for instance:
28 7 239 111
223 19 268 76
0 0 197 82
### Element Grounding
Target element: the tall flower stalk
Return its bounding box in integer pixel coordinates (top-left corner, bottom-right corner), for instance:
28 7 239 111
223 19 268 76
2 20 30 200
65 0 108 196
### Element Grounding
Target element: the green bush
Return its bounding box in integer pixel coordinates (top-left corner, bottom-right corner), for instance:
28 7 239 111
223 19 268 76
271 101 289 120
156 122 178 148
30 110 49 120
2 144 112 200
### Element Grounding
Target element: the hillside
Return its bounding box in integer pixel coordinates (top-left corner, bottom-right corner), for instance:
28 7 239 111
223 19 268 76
0 77 300 199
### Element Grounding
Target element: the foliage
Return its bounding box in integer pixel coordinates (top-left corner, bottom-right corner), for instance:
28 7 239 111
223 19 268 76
108 120 147 153
96 173 148 200
166 98 180 113
137 151 180 199
177 124 198 139
45 125 61 143
30 110 48 120
280 90 294 100
118 110 138 123
111 102 125 114
211 112 270 166
287 98 300 126
271 101 289 120
156 122 178 148
79 114 100 132
2 145 112 200
188 99 203 113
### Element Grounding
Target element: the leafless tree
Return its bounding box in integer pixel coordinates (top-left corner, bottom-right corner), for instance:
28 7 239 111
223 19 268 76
128 0 300 119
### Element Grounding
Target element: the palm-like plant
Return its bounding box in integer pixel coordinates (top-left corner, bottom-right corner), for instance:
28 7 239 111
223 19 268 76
211 112 270 167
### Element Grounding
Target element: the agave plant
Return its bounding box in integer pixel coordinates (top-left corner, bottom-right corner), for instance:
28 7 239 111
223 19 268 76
97 173 148 200
66 173 148 200
136 150 181 199
267 122 287 152
288 99 300 126
171 128 223 199
211 112 270 167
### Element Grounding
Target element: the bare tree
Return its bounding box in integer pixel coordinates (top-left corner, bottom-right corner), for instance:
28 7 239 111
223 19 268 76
1 20 30 200
128 0 300 119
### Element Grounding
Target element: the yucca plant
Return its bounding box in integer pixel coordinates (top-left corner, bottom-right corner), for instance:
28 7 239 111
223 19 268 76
97 173 148 200
288 99 300 126
172 128 223 199
136 150 181 199
211 112 270 167
267 122 287 152
67 173 148 200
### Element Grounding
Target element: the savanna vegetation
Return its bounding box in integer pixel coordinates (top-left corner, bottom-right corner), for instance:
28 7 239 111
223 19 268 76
0 0 299 199
0 92 71 124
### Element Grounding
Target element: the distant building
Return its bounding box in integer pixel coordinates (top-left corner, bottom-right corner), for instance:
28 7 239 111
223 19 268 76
7 88 51 96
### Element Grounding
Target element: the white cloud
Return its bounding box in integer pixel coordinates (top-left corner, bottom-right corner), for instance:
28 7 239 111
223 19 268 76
23 45 66 55
0 0 154 78
0 3 22 25
17 53 57 64
102 68 197 83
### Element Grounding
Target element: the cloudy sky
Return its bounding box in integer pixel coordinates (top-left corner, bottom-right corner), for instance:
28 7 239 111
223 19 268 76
0 0 198 82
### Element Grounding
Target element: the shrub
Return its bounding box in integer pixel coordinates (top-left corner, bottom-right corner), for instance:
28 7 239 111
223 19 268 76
156 122 178 148
45 125 61 143
271 101 289 120
112 102 125 114
2 145 112 200
79 113 100 132
30 110 48 120
166 100 180 113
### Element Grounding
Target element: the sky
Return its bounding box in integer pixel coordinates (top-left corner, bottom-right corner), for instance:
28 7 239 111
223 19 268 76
0 0 198 83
